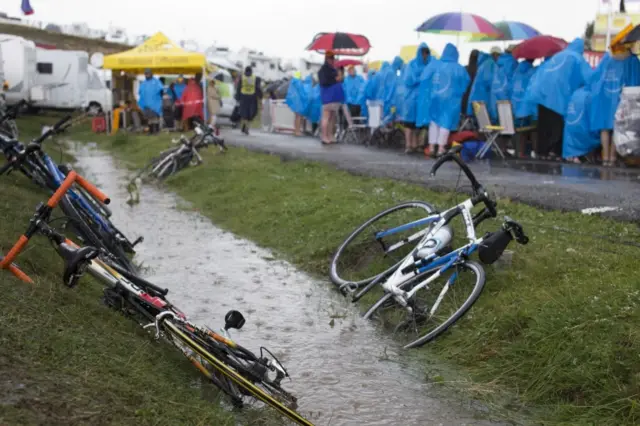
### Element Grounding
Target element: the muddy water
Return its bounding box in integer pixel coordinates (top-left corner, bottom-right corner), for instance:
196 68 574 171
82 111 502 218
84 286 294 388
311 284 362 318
72 143 506 426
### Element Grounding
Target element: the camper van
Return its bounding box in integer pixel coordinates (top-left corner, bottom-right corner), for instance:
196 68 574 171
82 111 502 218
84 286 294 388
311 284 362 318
0 34 37 106
30 48 112 112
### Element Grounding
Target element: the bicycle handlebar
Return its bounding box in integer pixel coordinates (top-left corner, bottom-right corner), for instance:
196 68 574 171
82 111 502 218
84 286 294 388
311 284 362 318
0 99 28 124
32 115 72 146
429 145 482 192
0 170 110 276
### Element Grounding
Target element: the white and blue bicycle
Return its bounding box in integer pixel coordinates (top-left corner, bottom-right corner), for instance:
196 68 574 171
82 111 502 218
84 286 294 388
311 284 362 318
329 145 529 348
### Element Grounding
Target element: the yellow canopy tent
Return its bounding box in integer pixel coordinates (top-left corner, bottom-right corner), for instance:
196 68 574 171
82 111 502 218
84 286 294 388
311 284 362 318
103 32 206 74
399 45 440 63
368 60 383 71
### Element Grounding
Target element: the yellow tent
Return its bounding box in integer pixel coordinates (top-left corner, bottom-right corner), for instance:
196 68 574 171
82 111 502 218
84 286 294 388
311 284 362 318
103 32 206 74
368 60 383 71
399 45 440 63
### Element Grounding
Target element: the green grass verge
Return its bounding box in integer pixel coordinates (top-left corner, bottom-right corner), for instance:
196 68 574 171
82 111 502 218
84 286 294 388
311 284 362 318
0 116 286 426
18 116 640 425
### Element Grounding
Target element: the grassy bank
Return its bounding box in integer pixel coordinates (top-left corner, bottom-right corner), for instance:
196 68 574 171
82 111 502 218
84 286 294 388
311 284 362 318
0 117 275 425
21 116 640 425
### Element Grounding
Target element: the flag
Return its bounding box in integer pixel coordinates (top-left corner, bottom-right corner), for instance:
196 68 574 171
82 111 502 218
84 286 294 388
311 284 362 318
21 0 34 15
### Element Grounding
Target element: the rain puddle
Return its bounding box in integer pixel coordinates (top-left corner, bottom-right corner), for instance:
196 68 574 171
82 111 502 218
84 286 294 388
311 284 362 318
71 143 508 426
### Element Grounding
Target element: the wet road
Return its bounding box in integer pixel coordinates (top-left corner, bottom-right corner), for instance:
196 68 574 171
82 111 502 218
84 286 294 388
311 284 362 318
227 132 640 222
73 144 507 426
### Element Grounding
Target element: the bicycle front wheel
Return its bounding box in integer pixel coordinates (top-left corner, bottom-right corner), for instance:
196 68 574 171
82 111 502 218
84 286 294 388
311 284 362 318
363 260 486 349
330 201 437 292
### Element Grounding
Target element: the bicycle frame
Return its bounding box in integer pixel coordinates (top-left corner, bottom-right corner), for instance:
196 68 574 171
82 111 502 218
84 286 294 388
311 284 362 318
377 198 483 308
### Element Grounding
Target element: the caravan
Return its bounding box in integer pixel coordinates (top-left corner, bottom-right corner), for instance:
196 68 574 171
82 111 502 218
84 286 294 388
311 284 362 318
0 34 37 106
30 48 112 112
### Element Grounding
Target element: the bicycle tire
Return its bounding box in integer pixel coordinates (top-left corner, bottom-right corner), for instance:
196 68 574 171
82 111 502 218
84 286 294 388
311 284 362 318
329 201 437 291
363 261 486 349
164 321 313 426
59 194 137 274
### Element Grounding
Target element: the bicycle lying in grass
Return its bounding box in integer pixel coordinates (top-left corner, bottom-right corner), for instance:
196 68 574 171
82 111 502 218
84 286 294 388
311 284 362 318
0 171 313 426
142 120 226 180
330 145 529 348
0 109 141 273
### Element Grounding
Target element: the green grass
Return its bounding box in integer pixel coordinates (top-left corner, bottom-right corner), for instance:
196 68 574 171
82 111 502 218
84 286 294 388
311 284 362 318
19 116 640 425
0 116 286 426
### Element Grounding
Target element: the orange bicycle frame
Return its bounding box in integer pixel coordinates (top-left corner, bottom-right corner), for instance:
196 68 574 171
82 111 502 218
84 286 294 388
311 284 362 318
0 170 110 283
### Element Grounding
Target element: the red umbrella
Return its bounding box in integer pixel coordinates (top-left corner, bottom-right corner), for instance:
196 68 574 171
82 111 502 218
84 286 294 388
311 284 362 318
512 35 568 59
334 59 363 68
306 32 371 56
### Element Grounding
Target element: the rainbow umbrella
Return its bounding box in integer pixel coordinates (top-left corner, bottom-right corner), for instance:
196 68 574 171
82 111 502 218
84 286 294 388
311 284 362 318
416 12 501 36
468 21 540 42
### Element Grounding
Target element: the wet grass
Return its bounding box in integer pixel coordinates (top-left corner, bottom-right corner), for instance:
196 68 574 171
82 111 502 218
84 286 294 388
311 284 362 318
0 116 289 426
25 117 640 425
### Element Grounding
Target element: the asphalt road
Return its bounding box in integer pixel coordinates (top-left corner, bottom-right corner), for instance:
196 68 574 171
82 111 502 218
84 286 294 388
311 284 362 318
226 131 640 222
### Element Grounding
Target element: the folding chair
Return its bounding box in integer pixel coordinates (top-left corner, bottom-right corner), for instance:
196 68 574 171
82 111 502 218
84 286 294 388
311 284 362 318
472 101 505 160
496 100 536 157
338 104 368 145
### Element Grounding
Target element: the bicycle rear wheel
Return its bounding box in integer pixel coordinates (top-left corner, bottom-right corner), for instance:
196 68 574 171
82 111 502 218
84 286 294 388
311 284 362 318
164 321 313 426
330 201 436 293
363 260 486 349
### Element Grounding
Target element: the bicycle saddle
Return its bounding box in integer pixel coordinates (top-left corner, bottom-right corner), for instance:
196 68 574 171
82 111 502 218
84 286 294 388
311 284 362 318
57 242 99 288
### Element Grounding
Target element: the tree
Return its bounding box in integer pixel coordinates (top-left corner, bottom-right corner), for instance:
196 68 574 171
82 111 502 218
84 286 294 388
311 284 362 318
584 20 595 50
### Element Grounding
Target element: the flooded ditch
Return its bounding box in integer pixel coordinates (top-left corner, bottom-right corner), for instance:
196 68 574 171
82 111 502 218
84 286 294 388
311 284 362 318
71 143 509 426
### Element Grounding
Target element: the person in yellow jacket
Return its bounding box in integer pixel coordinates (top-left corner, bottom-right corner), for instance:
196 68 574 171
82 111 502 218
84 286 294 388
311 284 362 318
235 66 263 135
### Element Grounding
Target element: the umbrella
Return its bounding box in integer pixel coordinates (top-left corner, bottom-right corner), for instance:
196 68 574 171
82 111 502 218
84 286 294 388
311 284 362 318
335 59 363 68
468 21 540 41
306 32 371 56
416 12 501 36
512 35 568 59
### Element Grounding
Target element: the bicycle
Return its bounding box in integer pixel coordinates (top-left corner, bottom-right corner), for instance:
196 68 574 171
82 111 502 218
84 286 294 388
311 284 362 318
142 120 226 180
330 145 529 348
0 171 313 426
0 113 141 273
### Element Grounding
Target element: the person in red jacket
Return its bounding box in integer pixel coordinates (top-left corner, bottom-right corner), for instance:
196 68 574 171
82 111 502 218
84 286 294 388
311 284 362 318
180 77 204 130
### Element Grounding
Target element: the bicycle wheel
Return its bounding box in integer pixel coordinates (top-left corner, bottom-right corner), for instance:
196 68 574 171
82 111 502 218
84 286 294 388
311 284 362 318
59 194 137 274
164 321 313 426
363 260 486 349
330 201 437 292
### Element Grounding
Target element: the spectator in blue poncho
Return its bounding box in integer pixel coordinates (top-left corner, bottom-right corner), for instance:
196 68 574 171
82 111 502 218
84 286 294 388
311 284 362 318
285 72 308 136
466 47 500 117
562 87 600 162
343 66 365 119
138 68 164 134
510 59 538 157
383 57 405 119
589 42 640 166
358 69 376 119
489 52 518 120
526 38 593 158
416 55 438 129
397 43 431 153
422 43 470 158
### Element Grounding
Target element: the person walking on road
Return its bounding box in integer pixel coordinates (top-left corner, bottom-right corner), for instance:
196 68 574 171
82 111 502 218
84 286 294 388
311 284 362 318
235 66 262 135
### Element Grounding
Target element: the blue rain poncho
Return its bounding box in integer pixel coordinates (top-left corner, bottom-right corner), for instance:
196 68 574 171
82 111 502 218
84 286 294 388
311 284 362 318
422 43 470 130
285 77 309 116
307 83 322 124
589 53 640 132
372 62 390 101
562 88 600 159
343 73 365 105
526 38 593 116
358 69 377 118
383 57 405 118
466 52 496 116
416 57 438 128
511 61 537 119
396 43 431 123
138 77 164 115
489 53 517 120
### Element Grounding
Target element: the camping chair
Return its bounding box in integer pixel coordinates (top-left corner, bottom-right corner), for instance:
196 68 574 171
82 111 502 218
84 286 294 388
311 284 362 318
472 101 505 160
337 104 368 145
496 101 537 157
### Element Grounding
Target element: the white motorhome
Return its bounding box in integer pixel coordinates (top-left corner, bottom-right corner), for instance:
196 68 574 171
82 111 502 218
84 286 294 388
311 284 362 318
30 49 112 112
0 34 37 106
